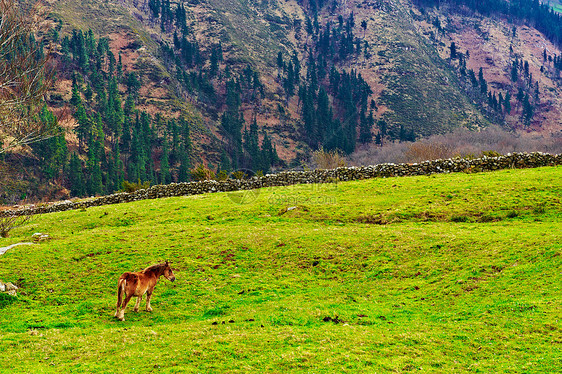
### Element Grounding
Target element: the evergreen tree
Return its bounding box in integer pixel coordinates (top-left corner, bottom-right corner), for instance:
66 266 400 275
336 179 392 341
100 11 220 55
511 59 519 82
70 81 82 107
112 142 124 192
160 136 171 184
68 153 85 196
87 136 103 196
449 41 457 60
33 108 68 180
504 92 512 114
522 94 534 126
218 149 231 173
244 117 261 170
359 108 373 143
260 131 278 172
478 67 487 94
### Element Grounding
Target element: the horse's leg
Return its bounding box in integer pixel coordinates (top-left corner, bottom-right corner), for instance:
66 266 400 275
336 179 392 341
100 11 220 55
115 278 125 318
133 295 142 312
145 290 153 312
117 293 134 321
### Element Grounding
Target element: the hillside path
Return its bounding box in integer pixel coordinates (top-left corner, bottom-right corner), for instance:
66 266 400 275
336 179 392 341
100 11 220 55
0 243 35 256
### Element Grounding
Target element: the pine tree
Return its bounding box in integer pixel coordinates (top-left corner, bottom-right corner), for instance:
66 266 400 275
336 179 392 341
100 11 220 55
449 41 457 60
68 153 85 196
359 108 374 143
277 51 284 70
87 136 103 196
504 92 512 114
74 103 90 150
160 136 171 184
218 150 231 173
244 117 261 170
260 131 278 172
178 149 190 182
70 81 82 107
126 72 142 98
522 94 533 126
478 67 487 94
511 59 518 82
113 142 124 192
361 20 367 38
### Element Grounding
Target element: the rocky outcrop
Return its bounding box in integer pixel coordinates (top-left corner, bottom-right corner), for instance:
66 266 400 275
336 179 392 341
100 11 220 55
0 281 18 296
0 152 559 217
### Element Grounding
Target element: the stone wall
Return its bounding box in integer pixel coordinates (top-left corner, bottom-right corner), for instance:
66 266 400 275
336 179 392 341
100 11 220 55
1 152 559 217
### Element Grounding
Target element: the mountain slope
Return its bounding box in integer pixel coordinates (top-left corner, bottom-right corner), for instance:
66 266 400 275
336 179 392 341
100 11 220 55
3 0 562 203
47 0 494 152
411 1 562 133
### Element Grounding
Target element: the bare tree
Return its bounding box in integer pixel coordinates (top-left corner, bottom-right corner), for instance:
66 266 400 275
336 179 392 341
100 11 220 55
0 0 56 154
0 214 32 238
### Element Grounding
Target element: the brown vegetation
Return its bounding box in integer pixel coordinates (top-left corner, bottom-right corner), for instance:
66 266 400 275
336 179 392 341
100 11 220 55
0 214 31 238
349 126 562 165
310 148 347 170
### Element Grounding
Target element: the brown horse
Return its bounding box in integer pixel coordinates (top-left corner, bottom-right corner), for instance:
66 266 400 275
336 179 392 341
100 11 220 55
114 261 176 321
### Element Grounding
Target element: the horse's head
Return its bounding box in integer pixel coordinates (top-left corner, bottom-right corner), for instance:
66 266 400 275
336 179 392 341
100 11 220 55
163 261 176 282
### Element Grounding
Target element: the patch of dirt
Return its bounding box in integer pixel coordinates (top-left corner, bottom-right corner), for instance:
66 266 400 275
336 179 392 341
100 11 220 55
322 315 344 324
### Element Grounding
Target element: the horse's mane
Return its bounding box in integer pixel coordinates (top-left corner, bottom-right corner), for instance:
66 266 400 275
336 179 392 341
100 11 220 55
143 262 167 274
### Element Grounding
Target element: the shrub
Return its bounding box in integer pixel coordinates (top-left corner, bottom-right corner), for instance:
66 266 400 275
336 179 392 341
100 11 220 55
450 215 470 223
311 148 347 170
121 180 150 193
506 210 519 218
216 170 229 181
349 126 562 166
481 150 501 157
0 293 17 309
405 142 452 163
0 214 32 238
190 164 215 181
478 215 496 223
231 170 247 180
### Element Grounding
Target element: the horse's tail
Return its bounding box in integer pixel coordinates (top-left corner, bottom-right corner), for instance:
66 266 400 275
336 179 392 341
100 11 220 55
116 277 126 308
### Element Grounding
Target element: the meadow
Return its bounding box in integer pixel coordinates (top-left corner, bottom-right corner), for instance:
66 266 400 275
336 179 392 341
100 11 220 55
0 166 560 373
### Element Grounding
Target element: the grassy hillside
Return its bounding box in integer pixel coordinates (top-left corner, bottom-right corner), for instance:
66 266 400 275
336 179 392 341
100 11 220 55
0 166 560 372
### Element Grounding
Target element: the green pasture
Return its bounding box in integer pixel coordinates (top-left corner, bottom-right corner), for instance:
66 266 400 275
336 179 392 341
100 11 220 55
0 167 560 372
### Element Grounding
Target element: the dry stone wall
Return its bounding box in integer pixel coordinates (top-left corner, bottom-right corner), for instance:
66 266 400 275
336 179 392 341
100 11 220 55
1 152 560 217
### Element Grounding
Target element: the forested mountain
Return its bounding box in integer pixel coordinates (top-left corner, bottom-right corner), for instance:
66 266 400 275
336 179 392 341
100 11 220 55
1 0 561 203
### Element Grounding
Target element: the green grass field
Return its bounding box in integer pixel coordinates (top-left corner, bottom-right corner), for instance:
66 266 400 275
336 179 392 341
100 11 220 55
0 167 560 373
